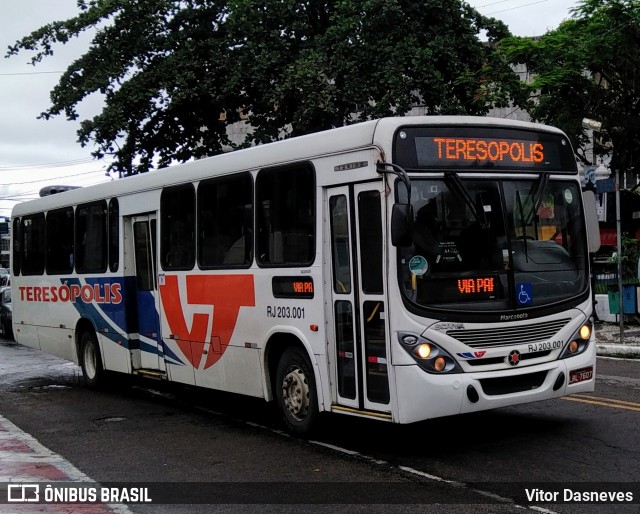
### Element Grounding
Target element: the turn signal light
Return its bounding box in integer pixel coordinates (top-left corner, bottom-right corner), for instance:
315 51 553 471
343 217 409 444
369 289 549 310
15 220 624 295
433 356 447 372
568 340 579 354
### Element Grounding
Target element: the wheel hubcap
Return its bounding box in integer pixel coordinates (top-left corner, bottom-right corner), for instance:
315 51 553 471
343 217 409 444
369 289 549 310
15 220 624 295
282 368 309 421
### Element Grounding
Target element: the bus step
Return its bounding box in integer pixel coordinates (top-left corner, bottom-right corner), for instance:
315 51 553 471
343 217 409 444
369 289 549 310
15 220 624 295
133 369 167 380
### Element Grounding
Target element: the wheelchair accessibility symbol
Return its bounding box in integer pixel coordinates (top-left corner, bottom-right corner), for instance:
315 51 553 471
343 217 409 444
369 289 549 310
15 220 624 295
517 283 533 305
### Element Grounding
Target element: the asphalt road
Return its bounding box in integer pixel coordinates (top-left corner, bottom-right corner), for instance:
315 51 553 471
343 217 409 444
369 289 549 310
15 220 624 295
0 337 638 513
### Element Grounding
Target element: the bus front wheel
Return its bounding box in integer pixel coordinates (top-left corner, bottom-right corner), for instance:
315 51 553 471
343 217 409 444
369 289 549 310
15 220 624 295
80 331 105 388
275 347 319 434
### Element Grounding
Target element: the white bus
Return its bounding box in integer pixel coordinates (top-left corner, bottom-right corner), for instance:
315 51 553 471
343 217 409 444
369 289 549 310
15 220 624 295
11 117 600 433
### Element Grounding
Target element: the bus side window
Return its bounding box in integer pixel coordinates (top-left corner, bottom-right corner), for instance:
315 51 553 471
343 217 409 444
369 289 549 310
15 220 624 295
109 198 119 272
256 163 315 267
161 184 195 271
46 207 74 275
198 173 253 268
22 213 45 276
12 218 22 276
76 201 108 274
358 191 383 294
329 195 351 294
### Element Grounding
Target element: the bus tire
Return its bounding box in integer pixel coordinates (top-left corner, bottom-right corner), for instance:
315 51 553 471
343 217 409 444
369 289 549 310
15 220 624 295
275 346 319 435
80 331 105 389
3 320 12 340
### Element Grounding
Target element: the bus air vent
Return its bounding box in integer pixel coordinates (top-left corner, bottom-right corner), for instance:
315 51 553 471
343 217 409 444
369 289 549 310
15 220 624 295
446 318 571 349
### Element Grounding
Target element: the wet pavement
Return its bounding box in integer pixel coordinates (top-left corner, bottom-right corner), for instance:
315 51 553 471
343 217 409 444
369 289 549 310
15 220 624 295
0 328 637 512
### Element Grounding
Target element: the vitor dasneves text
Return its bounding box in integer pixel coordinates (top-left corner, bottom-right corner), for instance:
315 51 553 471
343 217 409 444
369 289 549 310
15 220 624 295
526 488 633 503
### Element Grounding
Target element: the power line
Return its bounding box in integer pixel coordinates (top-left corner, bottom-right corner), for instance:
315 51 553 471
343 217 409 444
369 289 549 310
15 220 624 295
0 169 107 186
0 157 96 171
476 0 523 9
0 174 112 206
0 191 41 200
486 0 549 16
0 70 64 76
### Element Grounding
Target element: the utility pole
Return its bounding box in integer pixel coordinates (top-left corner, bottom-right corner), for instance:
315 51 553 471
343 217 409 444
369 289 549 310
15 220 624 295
615 168 624 341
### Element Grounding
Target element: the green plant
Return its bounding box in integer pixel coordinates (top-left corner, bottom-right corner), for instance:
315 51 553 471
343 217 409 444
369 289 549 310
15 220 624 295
594 282 609 295
608 236 640 285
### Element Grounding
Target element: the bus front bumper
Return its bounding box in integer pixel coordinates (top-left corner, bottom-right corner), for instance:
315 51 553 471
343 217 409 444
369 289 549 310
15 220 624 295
394 343 595 424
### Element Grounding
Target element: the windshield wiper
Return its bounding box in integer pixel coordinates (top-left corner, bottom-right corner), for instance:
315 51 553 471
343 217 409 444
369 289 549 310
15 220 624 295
516 190 530 262
443 172 488 230
525 173 550 226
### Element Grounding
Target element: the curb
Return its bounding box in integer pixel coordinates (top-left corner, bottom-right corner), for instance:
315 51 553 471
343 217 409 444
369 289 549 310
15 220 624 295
0 414 131 513
595 343 640 357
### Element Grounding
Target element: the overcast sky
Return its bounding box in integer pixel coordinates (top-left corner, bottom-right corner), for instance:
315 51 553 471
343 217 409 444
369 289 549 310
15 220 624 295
0 0 579 218
467 0 578 37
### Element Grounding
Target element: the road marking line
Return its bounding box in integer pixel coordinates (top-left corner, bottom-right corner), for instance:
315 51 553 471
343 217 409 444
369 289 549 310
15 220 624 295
570 394 640 408
136 385 555 510
308 440 549 511
398 465 544 511
562 396 640 412
530 506 560 514
310 440 360 456
397 465 464 487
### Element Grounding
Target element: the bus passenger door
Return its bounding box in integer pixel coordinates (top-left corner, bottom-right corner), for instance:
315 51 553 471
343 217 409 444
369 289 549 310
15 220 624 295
327 184 390 415
129 214 165 373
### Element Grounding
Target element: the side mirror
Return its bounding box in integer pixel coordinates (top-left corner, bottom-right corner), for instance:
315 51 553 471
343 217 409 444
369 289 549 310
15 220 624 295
391 203 414 247
582 190 601 253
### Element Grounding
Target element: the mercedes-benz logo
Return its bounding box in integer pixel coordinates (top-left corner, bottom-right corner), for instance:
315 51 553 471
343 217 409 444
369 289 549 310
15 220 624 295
508 350 521 366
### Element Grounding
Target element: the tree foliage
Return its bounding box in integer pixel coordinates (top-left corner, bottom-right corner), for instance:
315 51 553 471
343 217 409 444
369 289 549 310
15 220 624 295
7 0 519 175
498 0 640 174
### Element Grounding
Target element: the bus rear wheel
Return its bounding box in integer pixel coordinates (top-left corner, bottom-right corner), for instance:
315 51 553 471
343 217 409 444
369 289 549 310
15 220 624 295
80 331 105 388
3 320 12 340
275 347 319 435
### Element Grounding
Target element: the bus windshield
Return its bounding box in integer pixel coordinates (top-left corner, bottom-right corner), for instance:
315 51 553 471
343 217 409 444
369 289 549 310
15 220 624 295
398 177 588 312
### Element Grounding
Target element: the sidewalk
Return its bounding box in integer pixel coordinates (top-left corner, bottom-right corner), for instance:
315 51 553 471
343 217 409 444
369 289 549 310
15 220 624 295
0 414 130 513
595 322 640 358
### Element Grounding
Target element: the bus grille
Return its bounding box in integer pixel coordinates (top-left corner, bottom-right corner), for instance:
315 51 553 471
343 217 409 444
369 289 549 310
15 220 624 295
479 371 548 395
446 318 571 349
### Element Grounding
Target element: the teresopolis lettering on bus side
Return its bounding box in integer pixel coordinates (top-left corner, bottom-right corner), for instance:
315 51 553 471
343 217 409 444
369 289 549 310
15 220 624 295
18 283 122 304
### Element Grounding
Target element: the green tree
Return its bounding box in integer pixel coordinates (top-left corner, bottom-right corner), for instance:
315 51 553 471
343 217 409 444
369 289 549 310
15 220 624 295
7 0 519 175
498 0 640 174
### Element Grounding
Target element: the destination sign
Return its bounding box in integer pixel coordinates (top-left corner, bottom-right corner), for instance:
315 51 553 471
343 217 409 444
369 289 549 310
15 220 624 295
272 276 314 299
419 275 504 304
432 138 544 165
457 277 495 295
393 126 576 172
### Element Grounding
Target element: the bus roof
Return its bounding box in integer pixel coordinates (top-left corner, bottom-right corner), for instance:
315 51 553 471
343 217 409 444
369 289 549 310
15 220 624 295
11 116 567 217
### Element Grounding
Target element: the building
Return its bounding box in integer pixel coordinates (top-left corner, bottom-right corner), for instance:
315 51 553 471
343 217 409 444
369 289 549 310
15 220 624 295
0 218 9 270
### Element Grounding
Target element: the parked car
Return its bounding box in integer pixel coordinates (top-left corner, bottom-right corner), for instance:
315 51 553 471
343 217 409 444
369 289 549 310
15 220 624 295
0 286 12 340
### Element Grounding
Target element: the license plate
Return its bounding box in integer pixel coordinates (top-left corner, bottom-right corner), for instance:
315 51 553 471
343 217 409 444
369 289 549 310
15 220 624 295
569 366 593 384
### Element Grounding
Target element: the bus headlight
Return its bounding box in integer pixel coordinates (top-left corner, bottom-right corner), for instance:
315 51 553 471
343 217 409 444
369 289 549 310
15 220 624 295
398 332 462 374
417 343 431 359
559 320 592 359
579 324 591 340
